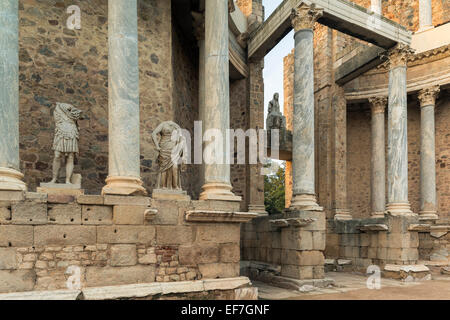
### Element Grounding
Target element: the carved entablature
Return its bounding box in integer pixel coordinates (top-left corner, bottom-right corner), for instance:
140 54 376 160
368 96 387 114
382 43 415 69
290 2 323 32
418 85 440 107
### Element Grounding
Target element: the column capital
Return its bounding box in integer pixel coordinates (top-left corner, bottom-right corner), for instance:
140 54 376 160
418 85 440 107
386 43 415 69
369 96 387 114
290 2 323 32
191 11 205 42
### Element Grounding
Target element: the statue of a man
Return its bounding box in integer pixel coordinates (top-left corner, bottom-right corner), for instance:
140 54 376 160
50 103 82 184
152 121 187 190
266 93 286 130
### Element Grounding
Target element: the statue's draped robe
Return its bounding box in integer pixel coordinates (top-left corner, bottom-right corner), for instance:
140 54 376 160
157 125 186 189
53 104 81 154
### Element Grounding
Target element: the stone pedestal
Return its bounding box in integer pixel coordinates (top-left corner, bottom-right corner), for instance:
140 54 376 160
152 189 190 201
101 0 146 196
0 1 26 192
386 44 415 216
418 86 440 221
289 3 323 212
369 97 387 218
199 0 240 202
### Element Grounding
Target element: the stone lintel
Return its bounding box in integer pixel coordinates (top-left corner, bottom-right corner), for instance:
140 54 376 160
185 210 258 223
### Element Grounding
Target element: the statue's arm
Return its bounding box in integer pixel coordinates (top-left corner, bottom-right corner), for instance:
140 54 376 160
152 123 164 150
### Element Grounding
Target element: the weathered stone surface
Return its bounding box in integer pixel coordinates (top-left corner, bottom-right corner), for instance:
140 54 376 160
11 201 47 224
82 205 113 225
161 280 204 294
219 243 240 263
234 287 258 300
85 265 155 287
47 194 75 204
203 276 250 291
0 226 33 246
198 263 239 279
77 195 104 205
0 191 24 202
34 226 96 246
113 205 146 225
152 200 183 225
0 289 81 300
156 226 194 245
97 226 155 244
104 196 150 206
196 224 240 243
48 204 82 224
281 250 324 266
179 245 219 265
82 283 162 300
110 244 137 267
0 248 17 270
0 207 11 223
0 270 35 293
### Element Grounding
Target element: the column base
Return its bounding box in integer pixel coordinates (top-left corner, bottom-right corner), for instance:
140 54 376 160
0 168 27 191
199 182 241 202
102 176 147 196
290 194 323 212
386 202 416 216
370 211 386 218
334 209 352 221
247 204 268 216
419 211 439 221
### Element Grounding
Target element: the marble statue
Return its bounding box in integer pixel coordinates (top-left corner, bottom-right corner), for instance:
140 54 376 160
50 103 82 184
152 121 187 190
266 93 286 130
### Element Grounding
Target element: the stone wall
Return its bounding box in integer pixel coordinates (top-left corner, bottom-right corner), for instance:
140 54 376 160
0 192 242 293
17 0 203 198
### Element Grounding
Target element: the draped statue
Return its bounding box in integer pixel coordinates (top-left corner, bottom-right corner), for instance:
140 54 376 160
152 121 187 190
50 103 82 184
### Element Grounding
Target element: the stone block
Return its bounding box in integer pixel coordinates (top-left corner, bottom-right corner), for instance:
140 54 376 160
97 226 155 245
139 254 157 265
47 194 75 204
48 204 82 224
34 226 96 246
219 243 240 263
179 245 219 265
0 248 17 270
0 191 24 202
11 201 47 225
313 266 325 279
0 226 33 247
151 200 181 225
312 231 326 250
281 229 313 250
0 270 35 293
198 263 239 279
104 195 151 206
37 187 84 197
77 195 104 205
191 200 240 212
282 250 324 266
25 192 47 203
271 232 282 249
281 265 313 280
196 224 240 243
156 226 194 245
0 207 11 223
82 205 113 225
110 245 137 267
113 206 146 225
85 265 155 287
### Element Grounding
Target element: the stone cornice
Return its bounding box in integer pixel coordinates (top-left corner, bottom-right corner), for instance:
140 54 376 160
418 85 440 107
368 96 387 114
290 2 323 32
382 43 415 69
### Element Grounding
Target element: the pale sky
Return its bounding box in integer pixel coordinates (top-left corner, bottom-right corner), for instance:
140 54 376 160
262 0 294 126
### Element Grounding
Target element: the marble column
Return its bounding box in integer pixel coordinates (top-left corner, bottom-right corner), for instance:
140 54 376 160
199 0 241 201
370 0 382 14
102 0 146 196
289 3 323 211
386 44 415 216
418 0 433 31
0 0 26 192
369 96 387 218
418 85 440 220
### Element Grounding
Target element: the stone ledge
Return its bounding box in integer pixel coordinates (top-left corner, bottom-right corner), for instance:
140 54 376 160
0 289 81 300
359 224 388 231
269 218 316 228
0 277 252 300
185 210 258 223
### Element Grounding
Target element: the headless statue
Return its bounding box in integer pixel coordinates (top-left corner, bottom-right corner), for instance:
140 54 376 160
266 93 286 130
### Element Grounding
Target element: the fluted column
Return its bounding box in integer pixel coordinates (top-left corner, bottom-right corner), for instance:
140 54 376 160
102 0 146 196
199 0 241 201
386 44 415 216
289 3 323 211
0 0 26 192
418 85 440 220
418 0 433 32
369 97 387 218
